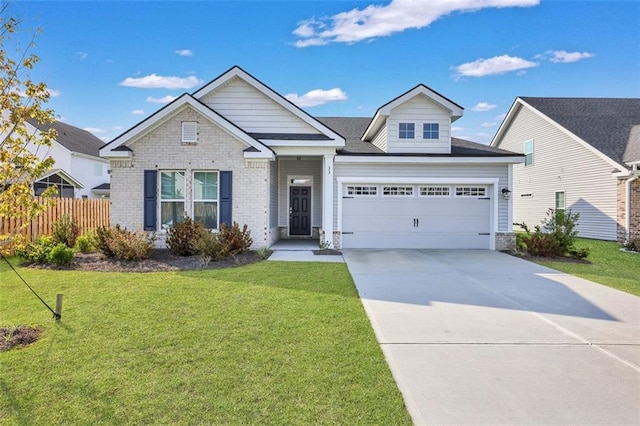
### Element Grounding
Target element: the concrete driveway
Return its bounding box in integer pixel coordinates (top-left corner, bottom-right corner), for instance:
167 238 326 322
343 249 640 425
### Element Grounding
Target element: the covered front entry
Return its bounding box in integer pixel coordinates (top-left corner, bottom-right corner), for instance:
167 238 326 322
341 183 492 249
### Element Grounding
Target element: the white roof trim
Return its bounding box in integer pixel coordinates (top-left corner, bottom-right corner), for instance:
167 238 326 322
99 94 273 159
363 85 464 141
335 156 524 164
192 66 345 146
38 169 84 189
259 139 343 147
492 98 628 173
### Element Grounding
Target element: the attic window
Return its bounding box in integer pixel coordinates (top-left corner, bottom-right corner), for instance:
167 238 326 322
524 139 533 166
423 123 439 140
182 121 198 144
399 123 415 139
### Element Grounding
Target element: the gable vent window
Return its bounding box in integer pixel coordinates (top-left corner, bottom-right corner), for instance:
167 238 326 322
399 123 415 139
455 186 486 197
423 123 439 140
524 139 534 166
182 121 198 144
383 186 414 196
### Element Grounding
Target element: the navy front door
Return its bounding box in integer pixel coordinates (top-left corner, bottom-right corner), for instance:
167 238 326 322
289 186 311 236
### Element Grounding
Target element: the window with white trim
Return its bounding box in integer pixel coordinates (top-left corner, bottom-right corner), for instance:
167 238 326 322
524 139 533 166
420 186 450 197
193 171 219 229
346 186 378 196
160 171 185 229
555 191 565 211
399 122 415 139
383 186 414 196
455 186 486 197
423 123 439 140
182 121 198 143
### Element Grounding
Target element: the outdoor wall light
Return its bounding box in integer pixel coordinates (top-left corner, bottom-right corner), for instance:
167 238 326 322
501 187 512 200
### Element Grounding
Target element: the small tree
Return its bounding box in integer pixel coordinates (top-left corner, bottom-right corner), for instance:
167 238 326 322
0 5 57 254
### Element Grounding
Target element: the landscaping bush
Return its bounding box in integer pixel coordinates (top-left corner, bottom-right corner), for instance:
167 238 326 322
47 243 75 266
94 225 154 261
192 228 228 266
52 214 80 248
218 222 253 255
75 234 94 253
623 233 640 252
16 236 56 264
167 217 205 257
515 209 588 259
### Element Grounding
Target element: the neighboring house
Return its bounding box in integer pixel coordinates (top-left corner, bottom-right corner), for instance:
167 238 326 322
100 66 523 250
491 97 640 242
27 119 111 198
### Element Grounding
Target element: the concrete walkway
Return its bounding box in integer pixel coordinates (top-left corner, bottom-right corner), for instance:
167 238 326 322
343 249 640 425
268 239 344 263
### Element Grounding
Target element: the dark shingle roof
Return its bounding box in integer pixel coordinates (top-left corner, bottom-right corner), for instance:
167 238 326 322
316 117 383 154
247 133 331 141
521 97 640 164
28 119 105 157
316 116 518 156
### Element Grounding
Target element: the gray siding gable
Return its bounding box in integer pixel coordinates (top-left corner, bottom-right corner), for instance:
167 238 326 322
520 97 640 165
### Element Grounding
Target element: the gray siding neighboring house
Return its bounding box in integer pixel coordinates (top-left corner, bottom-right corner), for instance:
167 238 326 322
100 66 523 250
491 97 640 241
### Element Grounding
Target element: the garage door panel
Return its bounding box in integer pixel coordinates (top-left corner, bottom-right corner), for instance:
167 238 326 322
341 184 492 249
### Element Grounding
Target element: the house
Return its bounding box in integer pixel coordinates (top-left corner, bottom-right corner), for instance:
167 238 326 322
27 119 111 198
100 66 523 250
491 97 640 242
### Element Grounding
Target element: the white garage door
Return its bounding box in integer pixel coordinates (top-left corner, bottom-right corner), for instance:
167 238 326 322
341 184 491 249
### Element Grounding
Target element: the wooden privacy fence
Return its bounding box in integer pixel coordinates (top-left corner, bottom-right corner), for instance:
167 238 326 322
1 197 110 254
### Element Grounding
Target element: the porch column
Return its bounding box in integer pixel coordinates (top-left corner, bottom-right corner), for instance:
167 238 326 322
322 154 335 247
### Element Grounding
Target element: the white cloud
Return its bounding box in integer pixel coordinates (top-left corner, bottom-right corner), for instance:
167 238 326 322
47 89 61 97
481 122 497 128
451 126 464 133
146 95 178 104
541 50 595 63
453 55 537 78
293 0 539 47
496 113 507 120
84 127 106 134
78 52 88 60
131 110 145 115
175 49 194 57
119 74 202 89
472 102 497 112
99 136 111 142
285 88 348 107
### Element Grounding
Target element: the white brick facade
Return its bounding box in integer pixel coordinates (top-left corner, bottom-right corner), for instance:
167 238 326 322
110 107 271 249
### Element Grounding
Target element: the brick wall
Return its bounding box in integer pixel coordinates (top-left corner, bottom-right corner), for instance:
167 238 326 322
616 177 640 241
110 107 270 248
495 232 516 251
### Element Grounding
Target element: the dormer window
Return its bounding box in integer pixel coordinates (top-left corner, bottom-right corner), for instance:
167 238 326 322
399 122 415 139
423 123 439 139
182 121 198 144
524 139 534 166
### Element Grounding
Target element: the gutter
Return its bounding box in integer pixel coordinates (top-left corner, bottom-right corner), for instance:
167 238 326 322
626 163 639 240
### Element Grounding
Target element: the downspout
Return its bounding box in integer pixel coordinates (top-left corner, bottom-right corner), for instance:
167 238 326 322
626 163 639 241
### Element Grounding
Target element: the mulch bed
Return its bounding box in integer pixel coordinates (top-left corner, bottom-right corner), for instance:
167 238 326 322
505 251 591 264
0 325 41 352
312 249 342 256
25 249 268 273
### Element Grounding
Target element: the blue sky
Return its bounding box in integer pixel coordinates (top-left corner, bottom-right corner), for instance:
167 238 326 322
10 0 640 144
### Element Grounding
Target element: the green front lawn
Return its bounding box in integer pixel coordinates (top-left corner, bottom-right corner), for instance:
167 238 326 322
0 261 411 425
532 238 640 296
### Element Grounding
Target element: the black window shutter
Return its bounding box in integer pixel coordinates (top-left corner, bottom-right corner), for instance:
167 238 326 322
220 171 232 227
143 170 157 231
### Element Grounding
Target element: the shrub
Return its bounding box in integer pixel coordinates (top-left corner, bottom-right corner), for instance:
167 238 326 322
192 229 227 266
167 217 205 257
95 225 154 261
75 234 94 253
514 209 588 259
624 233 640 252
16 236 55 264
218 222 253 255
52 214 80 248
256 246 271 260
95 226 115 257
47 243 75 266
